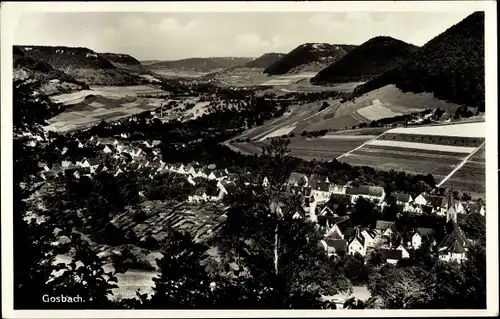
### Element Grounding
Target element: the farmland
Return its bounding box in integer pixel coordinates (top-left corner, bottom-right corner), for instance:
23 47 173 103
441 144 486 199
337 122 486 198
230 135 371 161
44 85 176 133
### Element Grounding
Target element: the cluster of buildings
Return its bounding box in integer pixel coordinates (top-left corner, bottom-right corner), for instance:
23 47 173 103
284 171 483 264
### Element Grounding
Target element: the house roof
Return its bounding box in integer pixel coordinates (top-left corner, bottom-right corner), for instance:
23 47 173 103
362 229 378 239
329 184 345 191
309 174 329 183
349 234 365 247
375 220 394 231
347 185 384 197
288 172 308 184
211 170 225 178
98 138 115 145
395 193 412 203
335 217 354 233
416 227 434 237
380 248 403 261
428 195 445 208
221 181 237 194
52 163 63 172
202 167 213 175
319 206 335 216
314 182 330 192
151 140 161 146
325 239 347 252
87 158 100 166
439 220 469 250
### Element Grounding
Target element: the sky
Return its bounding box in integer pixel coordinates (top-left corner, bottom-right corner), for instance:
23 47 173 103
14 11 476 61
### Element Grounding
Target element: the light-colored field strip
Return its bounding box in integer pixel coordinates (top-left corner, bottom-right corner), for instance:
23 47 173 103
357 102 402 121
260 124 297 141
366 140 477 153
388 122 486 138
437 141 486 187
337 131 388 160
320 135 376 140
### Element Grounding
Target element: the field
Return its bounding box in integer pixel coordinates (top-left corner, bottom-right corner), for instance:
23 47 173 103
259 72 317 86
356 99 402 121
45 85 170 133
151 69 217 78
230 135 370 161
337 122 486 198
441 144 486 199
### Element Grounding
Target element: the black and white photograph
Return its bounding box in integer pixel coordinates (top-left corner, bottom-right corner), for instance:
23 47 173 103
1 1 498 317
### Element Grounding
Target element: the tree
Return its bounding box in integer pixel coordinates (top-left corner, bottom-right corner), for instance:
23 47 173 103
368 265 432 309
213 139 352 307
460 213 486 244
48 233 119 309
144 230 214 309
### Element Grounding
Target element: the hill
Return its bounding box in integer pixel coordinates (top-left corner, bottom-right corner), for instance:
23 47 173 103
147 57 255 72
13 46 87 95
14 45 145 86
311 36 419 84
263 43 357 75
353 12 485 111
244 53 286 68
99 52 154 76
99 53 141 66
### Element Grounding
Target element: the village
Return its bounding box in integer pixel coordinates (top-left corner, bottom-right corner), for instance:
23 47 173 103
27 130 486 268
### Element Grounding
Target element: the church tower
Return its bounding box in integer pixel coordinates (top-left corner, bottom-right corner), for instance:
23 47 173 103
446 187 457 223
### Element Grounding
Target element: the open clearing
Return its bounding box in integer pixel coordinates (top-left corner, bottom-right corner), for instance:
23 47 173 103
356 99 402 121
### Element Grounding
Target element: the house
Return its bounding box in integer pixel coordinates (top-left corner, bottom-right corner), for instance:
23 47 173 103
52 163 63 175
324 217 354 240
152 147 162 156
375 220 394 237
347 185 385 204
218 180 238 197
414 192 430 206
188 187 221 203
437 219 470 263
184 163 197 176
394 193 413 212
79 158 100 173
26 140 37 147
114 166 124 177
262 176 270 187
61 160 73 169
411 227 434 249
208 170 226 181
102 144 116 154
427 195 447 215
97 137 118 146
380 248 403 265
308 174 329 189
320 239 347 257
318 206 335 217
292 209 307 220
329 184 347 194
311 182 331 202
287 172 308 187
348 232 366 256
361 229 378 248
466 201 486 216
395 244 410 259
